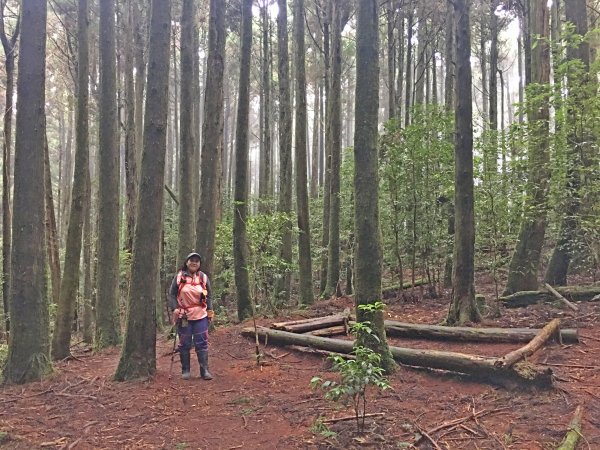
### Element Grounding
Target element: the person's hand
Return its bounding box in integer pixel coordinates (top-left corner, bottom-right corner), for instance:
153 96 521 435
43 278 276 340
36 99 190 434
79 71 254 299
207 310 215 322
173 308 184 319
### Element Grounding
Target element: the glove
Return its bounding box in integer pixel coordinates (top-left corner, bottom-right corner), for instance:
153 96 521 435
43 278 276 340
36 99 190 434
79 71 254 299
172 308 184 322
207 310 215 322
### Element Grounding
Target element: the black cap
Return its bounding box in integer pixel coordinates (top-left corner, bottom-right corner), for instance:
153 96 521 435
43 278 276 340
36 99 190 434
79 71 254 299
186 252 202 263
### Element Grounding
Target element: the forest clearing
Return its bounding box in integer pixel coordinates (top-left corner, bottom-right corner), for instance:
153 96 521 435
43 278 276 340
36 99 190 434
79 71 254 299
2 275 600 449
1 0 600 449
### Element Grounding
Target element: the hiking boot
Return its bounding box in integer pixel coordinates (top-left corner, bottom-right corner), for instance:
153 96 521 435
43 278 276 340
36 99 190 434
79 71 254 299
197 350 213 380
180 351 191 380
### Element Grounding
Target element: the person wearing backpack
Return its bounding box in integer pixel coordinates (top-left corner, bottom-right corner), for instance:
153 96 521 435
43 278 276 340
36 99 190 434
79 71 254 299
169 252 214 380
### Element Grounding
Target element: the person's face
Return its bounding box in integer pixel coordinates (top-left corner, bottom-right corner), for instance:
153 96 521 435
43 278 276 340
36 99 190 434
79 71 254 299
187 257 201 272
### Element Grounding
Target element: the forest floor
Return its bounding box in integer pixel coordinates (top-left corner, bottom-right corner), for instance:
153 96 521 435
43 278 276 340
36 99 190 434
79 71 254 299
1 274 600 449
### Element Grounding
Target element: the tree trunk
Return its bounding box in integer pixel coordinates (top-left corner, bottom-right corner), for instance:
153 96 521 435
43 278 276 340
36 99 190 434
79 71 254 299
0 2 19 337
44 131 61 308
443 2 454 111
3 0 51 384
95 0 121 348
115 0 170 381
310 79 320 199
504 0 550 295
259 4 272 205
294 0 314 306
82 159 93 344
447 0 480 325
323 1 349 298
274 0 293 305
545 0 590 286
52 0 90 360
386 1 395 119
354 0 394 372
114 0 170 381
319 0 331 294
196 0 226 278
177 0 197 264
234 0 253 321
123 0 137 253
404 11 413 127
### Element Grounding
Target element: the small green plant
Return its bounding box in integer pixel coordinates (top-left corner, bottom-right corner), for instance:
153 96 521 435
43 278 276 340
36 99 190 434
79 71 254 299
311 302 390 434
310 417 337 438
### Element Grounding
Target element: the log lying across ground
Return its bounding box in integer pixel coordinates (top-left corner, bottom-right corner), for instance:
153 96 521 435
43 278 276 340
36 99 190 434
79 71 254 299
271 311 351 333
242 327 553 388
543 283 579 312
382 278 427 297
495 319 561 368
557 405 583 450
383 320 579 344
500 285 600 308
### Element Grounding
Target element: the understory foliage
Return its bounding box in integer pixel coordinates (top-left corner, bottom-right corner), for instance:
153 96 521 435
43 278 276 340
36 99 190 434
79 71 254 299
311 302 390 434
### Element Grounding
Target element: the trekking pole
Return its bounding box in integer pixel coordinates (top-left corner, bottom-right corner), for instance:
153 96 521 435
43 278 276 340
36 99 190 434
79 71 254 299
168 319 180 380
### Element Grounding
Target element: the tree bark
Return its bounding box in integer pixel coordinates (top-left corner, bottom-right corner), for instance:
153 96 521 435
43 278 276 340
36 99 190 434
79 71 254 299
500 285 600 308
123 0 137 253
114 0 171 381
274 0 293 304
196 0 226 278
447 0 480 325
323 0 349 298
3 0 51 384
44 131 61 308
354 0 395 372
556 406 583 450
0 1 19 337
495 318 560 368
96 0 122 348
234 0 253 321
52 0 90 359
177 0 197 264
293 0 314 305
384 320 578 344
504 0 550 295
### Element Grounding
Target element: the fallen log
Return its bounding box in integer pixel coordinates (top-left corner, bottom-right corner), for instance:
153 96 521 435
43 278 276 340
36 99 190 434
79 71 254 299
557 405 583 450
500 285 600 308
495 319 561 368
383 320 579 344
382 278 427 297
306 325 348 337
241 327 553 388
271 311 351 333
543 283 579 312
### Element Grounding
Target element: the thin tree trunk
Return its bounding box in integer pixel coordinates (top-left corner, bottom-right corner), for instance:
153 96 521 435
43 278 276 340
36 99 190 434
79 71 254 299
3 0 51 384
44 131 61 308
52 0 90 359
0 1 19 337
404 10 413 127
323 0 347 298
294 0 314 306
178 0 197 263
310 79 320 198
115 0 171 381
447 0 481 325
123 0 137 253
196 0 226 278
274 0 293 304
386 1 396 119
234 0 253 321
95 0 121 348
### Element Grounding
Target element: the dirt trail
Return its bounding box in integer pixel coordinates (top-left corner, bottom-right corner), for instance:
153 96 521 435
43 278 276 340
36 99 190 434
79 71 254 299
1 294 599 449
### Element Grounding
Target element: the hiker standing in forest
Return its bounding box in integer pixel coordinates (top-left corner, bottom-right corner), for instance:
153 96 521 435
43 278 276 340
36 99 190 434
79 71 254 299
169 252 215 380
